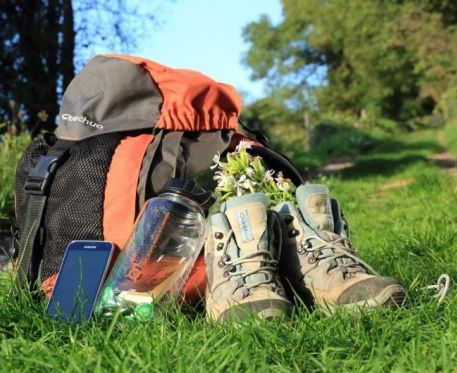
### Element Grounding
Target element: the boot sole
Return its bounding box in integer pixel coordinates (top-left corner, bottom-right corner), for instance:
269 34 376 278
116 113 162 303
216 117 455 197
321 284 407 315
206 295 291 322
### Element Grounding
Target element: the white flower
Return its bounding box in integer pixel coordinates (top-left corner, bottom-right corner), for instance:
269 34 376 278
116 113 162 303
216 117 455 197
264 169 275 182
214 172 236 190
209 151 221 170
275 172 291 191
235 140 253 152
232 175 257 196
238 174 247 183
277 181 291 192
245 167 255 178
238 175 256 188
275 172 284 183
245 179 257 190
213 170 224 183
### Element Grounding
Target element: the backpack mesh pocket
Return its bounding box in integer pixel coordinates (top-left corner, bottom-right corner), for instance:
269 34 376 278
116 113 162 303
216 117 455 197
15 133 121 280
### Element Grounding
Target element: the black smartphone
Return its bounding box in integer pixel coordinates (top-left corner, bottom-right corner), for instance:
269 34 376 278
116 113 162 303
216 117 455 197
46 240 114 324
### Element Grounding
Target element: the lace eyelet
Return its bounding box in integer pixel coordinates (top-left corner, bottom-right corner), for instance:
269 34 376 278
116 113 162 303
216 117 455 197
341 268 349 279
283 215 294 225
288 229 300 238
218 260 225 268
216 243 224 251
215 232 224 239
308 257 316 264
222 254 230 262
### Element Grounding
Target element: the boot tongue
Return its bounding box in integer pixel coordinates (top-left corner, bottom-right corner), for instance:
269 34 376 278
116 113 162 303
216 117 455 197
296 184 336 241
296 184 365 272
222 193 272 286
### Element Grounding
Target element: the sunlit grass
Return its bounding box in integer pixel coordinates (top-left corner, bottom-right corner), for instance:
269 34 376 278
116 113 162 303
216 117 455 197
0 131 30 234
444 120 457 155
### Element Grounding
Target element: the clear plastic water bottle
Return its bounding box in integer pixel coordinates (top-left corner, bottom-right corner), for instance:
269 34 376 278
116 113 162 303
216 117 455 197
96 178 214 320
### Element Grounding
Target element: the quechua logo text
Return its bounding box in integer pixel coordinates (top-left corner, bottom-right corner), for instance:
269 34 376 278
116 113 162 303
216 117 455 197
61 114 103 129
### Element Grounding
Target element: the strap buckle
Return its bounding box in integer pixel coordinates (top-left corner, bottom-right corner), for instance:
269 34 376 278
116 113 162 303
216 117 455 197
24 155 60 195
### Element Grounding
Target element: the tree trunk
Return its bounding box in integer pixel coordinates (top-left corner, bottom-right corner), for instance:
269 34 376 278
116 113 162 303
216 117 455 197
17 0 61 135
61 0 75 95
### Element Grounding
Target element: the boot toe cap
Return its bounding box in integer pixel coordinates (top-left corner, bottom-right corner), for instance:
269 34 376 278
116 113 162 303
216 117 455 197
337 276 406 309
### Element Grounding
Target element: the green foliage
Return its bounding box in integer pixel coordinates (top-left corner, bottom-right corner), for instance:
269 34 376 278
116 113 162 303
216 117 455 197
1 129 457 371
240 95 309 161
310 121 378 155
0 131 31 233
243 0 457 127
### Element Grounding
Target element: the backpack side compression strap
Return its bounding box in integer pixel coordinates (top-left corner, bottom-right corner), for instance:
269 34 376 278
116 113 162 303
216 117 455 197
16 140 72 289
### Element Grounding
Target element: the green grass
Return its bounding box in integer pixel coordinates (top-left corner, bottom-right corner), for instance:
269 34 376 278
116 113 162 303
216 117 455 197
444 120 457 155
0 132 30 234
1 128 457 372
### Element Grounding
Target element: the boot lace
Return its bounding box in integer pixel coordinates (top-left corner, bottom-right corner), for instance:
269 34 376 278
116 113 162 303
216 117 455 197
300 235 378 278
214 212 282 295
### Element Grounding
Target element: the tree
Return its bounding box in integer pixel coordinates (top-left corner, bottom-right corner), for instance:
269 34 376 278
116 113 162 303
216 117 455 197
0 1 69 134
241 92 309 158
243 0 457 126
0 0 167 136
73 1 165 71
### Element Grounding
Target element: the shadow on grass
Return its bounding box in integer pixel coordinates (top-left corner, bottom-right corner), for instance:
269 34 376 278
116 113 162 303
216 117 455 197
371 137 442 155
339 154 430 179
302 122 441 178
319 133 440 180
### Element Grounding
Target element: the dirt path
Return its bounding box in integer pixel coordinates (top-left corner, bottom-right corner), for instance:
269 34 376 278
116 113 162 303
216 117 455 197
319 155 357 176
368 178 416 201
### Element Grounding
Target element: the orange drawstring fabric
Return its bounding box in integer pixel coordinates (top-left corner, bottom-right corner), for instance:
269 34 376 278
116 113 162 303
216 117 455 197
106 54 242 132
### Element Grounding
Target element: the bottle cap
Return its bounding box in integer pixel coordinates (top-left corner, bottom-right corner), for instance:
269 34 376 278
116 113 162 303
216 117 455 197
134 303 154 321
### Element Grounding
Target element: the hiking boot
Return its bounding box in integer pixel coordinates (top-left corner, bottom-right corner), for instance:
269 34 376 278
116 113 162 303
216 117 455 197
273 184 406 314
205 193 291 322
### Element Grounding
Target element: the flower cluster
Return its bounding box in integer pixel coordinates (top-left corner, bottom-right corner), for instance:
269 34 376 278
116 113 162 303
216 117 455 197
211 141 297 206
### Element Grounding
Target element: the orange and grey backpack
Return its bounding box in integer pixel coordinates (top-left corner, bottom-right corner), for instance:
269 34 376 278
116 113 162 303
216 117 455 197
14 54 304 303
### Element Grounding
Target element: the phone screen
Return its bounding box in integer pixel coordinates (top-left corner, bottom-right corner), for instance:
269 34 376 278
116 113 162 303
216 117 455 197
46 241 114 324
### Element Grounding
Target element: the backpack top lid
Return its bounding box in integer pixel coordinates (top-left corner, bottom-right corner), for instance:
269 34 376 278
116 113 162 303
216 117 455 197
55 54 242 141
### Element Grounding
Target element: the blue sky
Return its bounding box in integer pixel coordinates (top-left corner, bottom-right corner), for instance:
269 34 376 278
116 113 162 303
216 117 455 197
136 0 283 103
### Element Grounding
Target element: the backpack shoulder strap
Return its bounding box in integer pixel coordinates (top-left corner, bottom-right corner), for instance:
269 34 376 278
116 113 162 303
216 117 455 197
16 139 73 289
